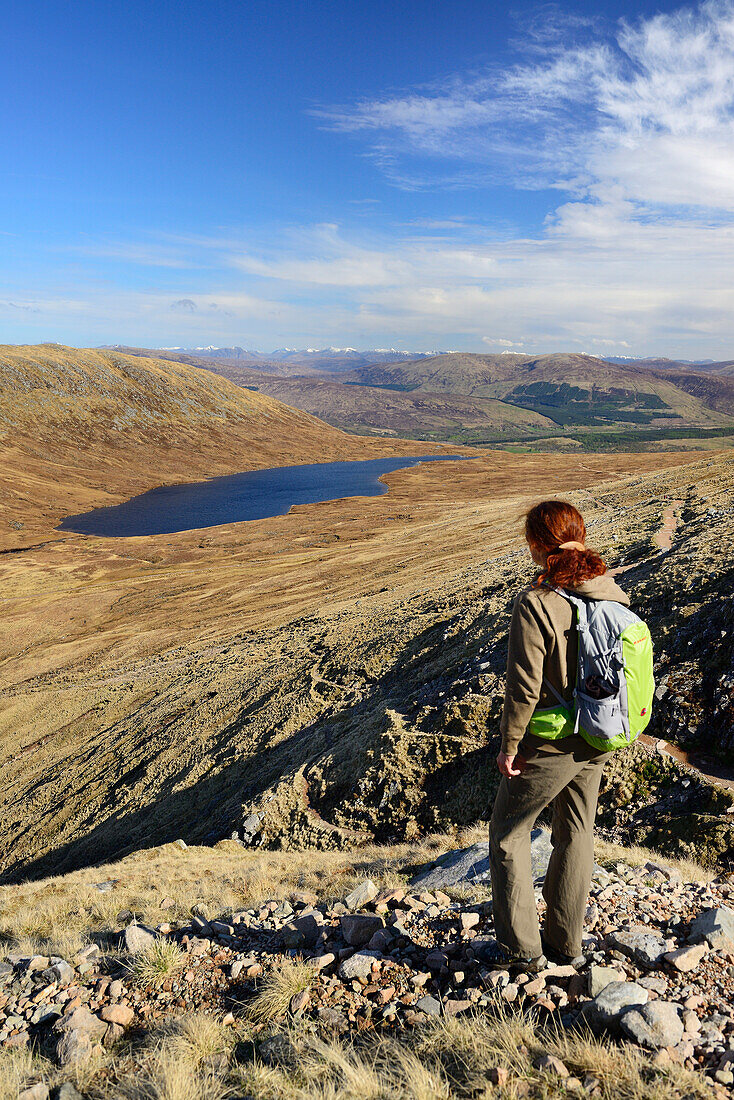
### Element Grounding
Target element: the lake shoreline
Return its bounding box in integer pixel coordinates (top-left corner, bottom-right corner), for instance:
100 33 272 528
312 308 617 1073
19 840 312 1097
57 454 475 538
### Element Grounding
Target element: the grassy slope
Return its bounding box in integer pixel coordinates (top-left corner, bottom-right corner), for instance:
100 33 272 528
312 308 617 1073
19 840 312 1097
107 351 561 437
1 344 730 884
643 366 734 414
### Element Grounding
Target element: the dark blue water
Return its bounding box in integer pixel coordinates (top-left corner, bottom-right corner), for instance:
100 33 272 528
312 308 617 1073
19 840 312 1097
58 455 473 537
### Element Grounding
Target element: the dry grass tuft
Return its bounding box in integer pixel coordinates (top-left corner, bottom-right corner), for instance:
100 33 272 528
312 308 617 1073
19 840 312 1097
230 1006 712 1100
155 1013 237 1065
113 1012 237 1100
246 958 314 1024
115 1048 229 1100
234 1059 301 1100
594 836 714 884
0 1047 50 1100
387 1047 451 1100
301 1036 385 1099
23 997 712 1100
129 939 186 986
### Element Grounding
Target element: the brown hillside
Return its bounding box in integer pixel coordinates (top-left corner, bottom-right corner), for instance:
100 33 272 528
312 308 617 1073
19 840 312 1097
620 356 734 376
234 377 557 436
644 367 734 415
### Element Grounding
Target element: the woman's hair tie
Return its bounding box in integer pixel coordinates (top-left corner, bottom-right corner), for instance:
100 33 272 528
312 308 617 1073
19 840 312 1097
557 540 586 552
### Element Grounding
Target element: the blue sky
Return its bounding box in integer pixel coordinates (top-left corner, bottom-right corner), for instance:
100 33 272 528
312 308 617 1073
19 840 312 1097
3 0 734 356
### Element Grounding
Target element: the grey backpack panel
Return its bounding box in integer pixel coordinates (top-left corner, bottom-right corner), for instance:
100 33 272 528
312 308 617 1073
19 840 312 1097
549 589 644 747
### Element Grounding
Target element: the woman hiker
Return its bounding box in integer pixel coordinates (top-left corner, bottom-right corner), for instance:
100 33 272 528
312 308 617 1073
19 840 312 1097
482 499 630 971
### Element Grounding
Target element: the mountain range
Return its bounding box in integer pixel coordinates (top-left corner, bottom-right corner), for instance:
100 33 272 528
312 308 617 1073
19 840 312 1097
103 345 439 376
113 346 734 448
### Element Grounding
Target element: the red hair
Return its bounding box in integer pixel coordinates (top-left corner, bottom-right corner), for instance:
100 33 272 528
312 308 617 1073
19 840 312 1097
525 500 606 590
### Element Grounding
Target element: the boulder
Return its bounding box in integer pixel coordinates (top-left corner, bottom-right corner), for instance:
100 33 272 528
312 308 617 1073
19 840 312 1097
621 1001 684 1050
337 951 380 981
55 1006 106 1039
606 930 667 969
638 974 668 994
18 1086 49 1100
100 1004 134 1027
586 981 649 1032
344 880 378 910
103 1022 125 1047
55 1085 84 1100
415 994 442 1016
281 924 305 949
258 1032 298 1069
289 989 310 1014
42 960 75 986
588 965 624 998
664 943 707 973
290 911 323 947
340 914 384 947
56 1030 93 1066
54 1005 107 1063
410 828 552 890
689 906 734 947
535 1054 569 1078
123 923 158 955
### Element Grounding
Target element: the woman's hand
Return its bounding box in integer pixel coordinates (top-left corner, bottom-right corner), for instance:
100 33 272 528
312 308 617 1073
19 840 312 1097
497 751 527 778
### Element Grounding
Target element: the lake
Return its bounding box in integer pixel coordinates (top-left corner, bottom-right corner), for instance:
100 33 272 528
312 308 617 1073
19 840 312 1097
58 454 473 537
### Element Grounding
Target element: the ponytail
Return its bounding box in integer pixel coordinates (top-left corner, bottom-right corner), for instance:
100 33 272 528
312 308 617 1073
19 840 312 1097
525 500 606 589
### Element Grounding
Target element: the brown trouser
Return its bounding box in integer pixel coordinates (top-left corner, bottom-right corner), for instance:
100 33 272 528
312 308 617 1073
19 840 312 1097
489 731 611 958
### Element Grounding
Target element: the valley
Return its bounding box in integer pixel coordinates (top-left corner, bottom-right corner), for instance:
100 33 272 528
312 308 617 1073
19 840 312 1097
1 347 731 886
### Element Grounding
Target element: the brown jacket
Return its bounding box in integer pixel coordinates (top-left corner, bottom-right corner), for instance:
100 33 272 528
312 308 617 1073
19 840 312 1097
500 574 631 756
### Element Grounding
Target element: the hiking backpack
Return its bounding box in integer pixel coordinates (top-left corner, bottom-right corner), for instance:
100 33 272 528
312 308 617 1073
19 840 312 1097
541 589 655 752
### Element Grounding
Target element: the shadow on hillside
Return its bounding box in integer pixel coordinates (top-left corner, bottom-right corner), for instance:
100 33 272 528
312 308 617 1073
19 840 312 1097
5 611 500 885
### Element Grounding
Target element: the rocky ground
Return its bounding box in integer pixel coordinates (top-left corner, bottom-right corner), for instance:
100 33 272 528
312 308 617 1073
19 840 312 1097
4 839 734 1097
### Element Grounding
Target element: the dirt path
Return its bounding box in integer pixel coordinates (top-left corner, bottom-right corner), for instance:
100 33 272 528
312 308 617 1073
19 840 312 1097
653 499 683 552
639 733 734 792
610 498 683 580
633 499 734 791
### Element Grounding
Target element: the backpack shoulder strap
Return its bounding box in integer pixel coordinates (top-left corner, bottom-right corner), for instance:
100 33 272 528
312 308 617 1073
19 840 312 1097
547 587 589 734
542 676 571 709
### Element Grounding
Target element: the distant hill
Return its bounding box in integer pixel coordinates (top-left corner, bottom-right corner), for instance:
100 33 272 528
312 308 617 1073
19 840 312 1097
345 352 734 430
638 367 734 416
240 376 558 437
0 344 433 546
606 355 734 376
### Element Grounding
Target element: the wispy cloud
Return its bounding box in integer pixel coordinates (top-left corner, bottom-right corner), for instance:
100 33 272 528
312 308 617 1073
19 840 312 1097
315 0 734 210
